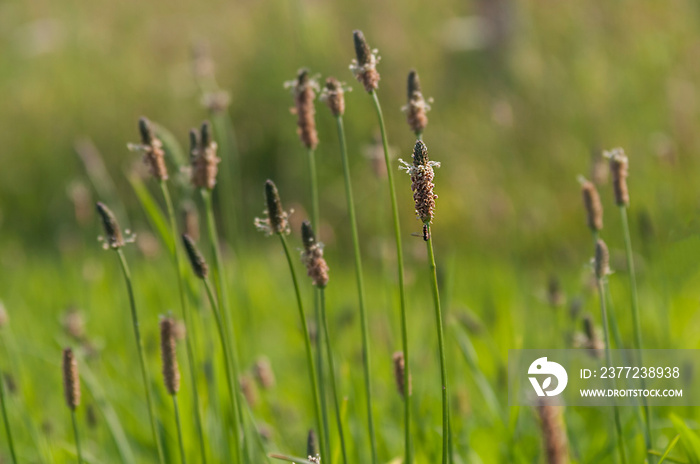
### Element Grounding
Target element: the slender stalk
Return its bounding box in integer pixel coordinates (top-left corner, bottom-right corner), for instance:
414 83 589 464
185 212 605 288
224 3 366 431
426 224 448 464
202 278 243 463
173 396 187 464
369 89 403 464
160 181 208 464
201 189 248 461
0 363 17 464
307 148 320 230
597 277 628 464
71 410 83 464
319 289 348 464
115 249 165 463
278 234 325 457
334 114 384 461
620 205 653 459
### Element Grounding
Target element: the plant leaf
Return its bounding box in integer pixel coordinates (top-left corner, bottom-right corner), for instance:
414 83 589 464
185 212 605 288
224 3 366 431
671 414 700 463
658 435 683 463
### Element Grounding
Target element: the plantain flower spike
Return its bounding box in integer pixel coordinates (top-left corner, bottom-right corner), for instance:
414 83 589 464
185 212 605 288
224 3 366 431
350 30 381 92
399 140 441 225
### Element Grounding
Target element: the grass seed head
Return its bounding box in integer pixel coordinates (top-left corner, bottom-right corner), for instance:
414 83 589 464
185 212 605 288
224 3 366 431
606 147 629 206
190 121 221 190
350 30 381 92
286 68 319 150
321 77 346 117
182 234 208 279
255 180 291 236
392 351 412 398
62 348 80 410
301 220 329 288
537 401 569 464
127 117 168 181
96 202 127 249
160 316 180 395
399 140 441 224
402 69 431 135
579 177 603 232
594 239 610 279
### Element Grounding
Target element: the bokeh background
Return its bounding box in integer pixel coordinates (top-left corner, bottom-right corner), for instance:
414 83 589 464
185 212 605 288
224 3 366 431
3 0 700 462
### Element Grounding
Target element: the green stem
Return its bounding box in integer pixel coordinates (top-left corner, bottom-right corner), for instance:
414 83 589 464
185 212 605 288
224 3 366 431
71 409 83 464
201 189 248 461
620 205 653 460
319 288 348 464
597 278 628 464
307 148 320 231
160 181 208 464
334 114 385 462
203 278 243 463
426 225 448 464
0 359 17 464
115 249 165 464
370 90 403 464
173 396 187 464
278 234 325 458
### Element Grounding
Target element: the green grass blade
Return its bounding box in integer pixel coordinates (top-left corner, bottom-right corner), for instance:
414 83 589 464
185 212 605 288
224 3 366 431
127 174 175 254
658 435 682 463
671 414 700 463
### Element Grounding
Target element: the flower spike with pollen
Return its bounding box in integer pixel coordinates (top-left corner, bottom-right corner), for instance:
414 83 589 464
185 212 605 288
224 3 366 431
578 176 603 232
190 121 221 190
605 147 629 206
399 140 441 225
285 69 320 150
350 30 381 92
182 234 208 279
402 70 431 136
96 202 135 249
301 220 329 288
255 180 291 236
320 77 351 117
128 117 168 181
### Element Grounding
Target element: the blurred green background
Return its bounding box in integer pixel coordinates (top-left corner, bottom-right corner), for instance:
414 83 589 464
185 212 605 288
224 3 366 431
3 0 700 462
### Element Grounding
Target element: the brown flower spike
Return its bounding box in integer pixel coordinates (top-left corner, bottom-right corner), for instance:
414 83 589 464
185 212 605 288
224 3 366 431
62 348 80 410
594 239 610 279
96 202 132 249
182 234 208 279
537 401 569 464
160 317 180 395
402 70 431 135
579 177 603 232
392 351 412 398
301 220 329 288
400 140 441 224
190 121 221 190
350 30 381 92
253 356 275 390
320 77 346 117
255 180 291 236
129 117 168 181
286 69 319 150
606 148 629 206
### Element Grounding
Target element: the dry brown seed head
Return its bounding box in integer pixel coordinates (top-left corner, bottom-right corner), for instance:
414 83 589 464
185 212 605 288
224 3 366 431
288 68 319 150
96 202 125 249
350 30 381 92
606 148 629 206
399 140 441 224
190 121 221 190
301 220 329 288
392 351 412 398
579 178 603 232
255 180 291 236
62 348 80 410
128 117 168 181
321 77 346 117
536 401 569 464
594 239 610 279
160 317 180 395
402 69 430 135
182 234 208 279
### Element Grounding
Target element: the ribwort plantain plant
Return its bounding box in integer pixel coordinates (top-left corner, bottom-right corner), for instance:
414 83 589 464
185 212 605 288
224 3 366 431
301 220 348 464
255 180 325 457
130 116 207 463
95 201 164 463
349 29 395 464
399 140 448 463
182 233 244 463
